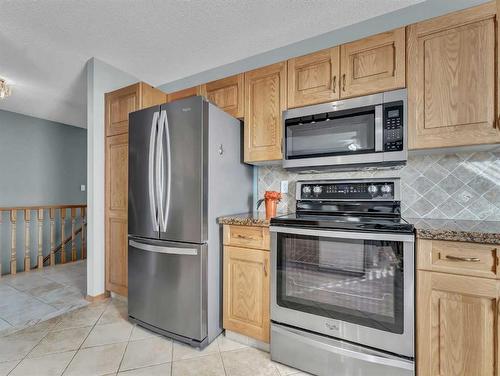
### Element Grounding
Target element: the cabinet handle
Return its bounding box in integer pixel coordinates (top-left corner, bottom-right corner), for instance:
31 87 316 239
236 234 253 240
342 74 346 92
264 263 268 277
445 255 480 262
332 76 337 93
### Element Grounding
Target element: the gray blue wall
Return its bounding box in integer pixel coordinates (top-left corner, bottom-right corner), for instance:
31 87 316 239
0 109 87 206
0 109 87 273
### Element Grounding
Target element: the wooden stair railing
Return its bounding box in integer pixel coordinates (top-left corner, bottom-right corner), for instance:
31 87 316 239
33 225 84 269
0 204 86 277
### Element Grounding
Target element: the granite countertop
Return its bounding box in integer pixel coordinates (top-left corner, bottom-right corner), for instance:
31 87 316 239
218 212 271 227
409 218 500 245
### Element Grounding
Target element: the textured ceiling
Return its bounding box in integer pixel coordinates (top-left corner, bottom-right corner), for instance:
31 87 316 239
0 0 425 128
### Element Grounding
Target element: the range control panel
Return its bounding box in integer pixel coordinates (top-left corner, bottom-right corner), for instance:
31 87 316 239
299 181 396 200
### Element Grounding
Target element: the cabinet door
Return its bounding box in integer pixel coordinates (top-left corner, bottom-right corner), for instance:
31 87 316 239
417 271 499 376
105 83 140 136
223 246 270 343
408 3 500 149
340 28 405 98
200 74 244 118
167 86 200 102
105 134 129 296
287 47 340 108
244 62 286 163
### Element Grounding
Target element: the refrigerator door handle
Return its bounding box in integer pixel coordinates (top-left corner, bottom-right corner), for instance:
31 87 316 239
156 110 167 232
129 240 198 256
148 111 160 231
161 110 172 233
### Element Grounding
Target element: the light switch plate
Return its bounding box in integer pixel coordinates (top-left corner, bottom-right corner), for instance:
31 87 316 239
80 185 86 192
280 180 288 194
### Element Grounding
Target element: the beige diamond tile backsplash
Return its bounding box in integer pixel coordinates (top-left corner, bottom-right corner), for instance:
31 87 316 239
257 151 500 220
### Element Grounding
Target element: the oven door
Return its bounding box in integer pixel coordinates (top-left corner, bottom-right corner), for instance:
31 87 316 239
270 226 414 358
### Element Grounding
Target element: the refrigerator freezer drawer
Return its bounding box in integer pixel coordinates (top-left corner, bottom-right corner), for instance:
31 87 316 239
128 237 207 344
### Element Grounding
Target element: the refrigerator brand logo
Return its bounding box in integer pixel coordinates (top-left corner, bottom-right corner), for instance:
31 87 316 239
325 322 339 331
181 107 192 112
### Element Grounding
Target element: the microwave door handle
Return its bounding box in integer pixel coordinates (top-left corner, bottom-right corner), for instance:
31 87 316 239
374 104 383 152
148 111 160 231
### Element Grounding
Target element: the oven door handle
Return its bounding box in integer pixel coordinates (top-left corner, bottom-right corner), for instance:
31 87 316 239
269 226 414 243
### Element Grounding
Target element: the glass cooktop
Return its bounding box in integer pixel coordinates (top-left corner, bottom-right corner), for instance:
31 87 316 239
270 213 414 234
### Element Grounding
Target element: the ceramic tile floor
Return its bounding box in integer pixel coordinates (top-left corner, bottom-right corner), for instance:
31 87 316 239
0 298 311 376
0 260 88 335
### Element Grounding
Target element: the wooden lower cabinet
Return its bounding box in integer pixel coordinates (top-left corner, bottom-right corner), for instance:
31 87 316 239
223 245 270 343
416 239 500 375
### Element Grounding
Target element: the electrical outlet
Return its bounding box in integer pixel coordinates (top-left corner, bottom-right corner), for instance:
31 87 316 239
80 185 86 192
280 180 288 194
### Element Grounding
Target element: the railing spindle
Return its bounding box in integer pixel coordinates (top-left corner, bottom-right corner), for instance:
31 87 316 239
60 208 66 264
10 210 17 275
71 208 77 261
50 208 56 266
37 209 44 268
24 209 31 272
81 207 86 259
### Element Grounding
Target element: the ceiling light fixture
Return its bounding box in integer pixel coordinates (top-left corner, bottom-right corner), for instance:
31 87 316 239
0 79 12 99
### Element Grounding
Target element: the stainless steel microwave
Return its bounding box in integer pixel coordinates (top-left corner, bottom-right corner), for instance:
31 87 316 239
282 89 407 171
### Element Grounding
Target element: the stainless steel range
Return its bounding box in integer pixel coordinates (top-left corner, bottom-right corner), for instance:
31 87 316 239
269 178 415 376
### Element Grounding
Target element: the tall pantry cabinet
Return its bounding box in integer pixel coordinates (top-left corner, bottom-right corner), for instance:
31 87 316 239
105 82 166 296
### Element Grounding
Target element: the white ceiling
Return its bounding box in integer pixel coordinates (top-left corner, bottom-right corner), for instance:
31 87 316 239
0 0 425 128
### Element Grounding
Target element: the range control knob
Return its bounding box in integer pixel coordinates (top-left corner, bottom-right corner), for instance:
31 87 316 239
367 184 378 195
381 184 392 194
302 185 312 195
313 185 323 195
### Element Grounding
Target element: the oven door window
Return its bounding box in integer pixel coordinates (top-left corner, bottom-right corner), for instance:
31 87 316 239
276 233 404 334
285 112 375 159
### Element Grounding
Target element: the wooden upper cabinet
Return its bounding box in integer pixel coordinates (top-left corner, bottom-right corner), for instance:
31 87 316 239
417 271 499 376
105 82 166 136
200 74 244 118
244 62 287 163
340 27 405 98
167 86 200 102
407 3 500 149
287 47 340 108
105 84 140 137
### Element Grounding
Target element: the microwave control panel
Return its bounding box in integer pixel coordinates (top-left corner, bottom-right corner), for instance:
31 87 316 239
383 103 404 152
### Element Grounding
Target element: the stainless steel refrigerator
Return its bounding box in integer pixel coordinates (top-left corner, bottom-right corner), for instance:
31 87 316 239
127 96 253 348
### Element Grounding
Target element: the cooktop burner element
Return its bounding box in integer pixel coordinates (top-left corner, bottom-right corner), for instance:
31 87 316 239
270 178 414 234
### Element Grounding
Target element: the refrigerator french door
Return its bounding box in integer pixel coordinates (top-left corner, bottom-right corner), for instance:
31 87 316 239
128 97 208 345
129 99 207 244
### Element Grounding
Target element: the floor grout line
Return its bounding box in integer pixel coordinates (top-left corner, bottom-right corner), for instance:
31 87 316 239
59 300 110 376
6 315 60 376
116 317 136 374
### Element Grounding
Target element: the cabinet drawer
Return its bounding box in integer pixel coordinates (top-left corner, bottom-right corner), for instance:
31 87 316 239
223 225 270 250
417 239 499 279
